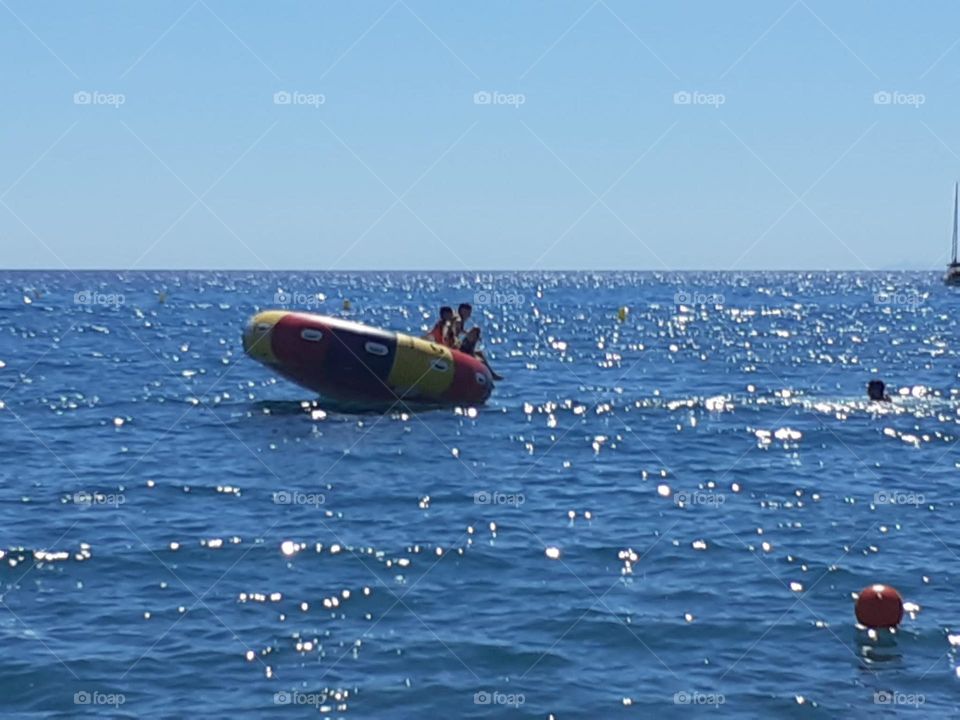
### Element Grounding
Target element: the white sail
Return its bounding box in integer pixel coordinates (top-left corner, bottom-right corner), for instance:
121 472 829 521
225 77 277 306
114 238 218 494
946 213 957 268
946 183 960 284
953 182 958 264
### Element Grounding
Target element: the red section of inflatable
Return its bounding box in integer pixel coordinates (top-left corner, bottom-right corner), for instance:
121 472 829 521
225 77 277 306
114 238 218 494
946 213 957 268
443 350 493 404
271 313 331 369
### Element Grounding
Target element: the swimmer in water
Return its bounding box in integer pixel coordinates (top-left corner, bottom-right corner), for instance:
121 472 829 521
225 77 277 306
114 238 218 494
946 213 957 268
867 379 891 402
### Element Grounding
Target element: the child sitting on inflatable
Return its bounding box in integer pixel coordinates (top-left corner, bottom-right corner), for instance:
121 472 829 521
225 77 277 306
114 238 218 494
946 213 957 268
452 302 472 341
457 326 502 380
424 306 456 346
459 326 481 355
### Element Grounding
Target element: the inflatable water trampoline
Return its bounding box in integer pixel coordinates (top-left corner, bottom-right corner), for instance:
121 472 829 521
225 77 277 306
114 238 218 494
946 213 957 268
243 311 494 405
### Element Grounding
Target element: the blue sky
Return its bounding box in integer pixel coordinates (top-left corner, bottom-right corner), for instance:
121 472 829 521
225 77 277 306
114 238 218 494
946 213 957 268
3 1 960 270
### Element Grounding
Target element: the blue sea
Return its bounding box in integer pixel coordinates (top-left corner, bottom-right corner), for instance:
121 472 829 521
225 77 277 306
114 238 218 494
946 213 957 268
1 270 958 718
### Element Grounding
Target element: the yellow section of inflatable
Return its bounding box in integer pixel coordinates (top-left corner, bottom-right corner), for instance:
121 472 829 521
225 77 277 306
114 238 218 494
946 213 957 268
387 334 455 398
242 310 288 365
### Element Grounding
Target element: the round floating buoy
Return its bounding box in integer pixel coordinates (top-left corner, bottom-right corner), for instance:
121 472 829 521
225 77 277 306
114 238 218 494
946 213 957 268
617 306 629 322
855 584 903 628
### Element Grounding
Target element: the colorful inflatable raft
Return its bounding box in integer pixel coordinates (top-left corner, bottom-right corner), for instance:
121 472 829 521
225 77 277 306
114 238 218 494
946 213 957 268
243 311 494 405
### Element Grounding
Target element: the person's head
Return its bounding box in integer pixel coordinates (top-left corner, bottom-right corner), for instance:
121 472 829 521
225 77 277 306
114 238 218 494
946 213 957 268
458 303 472 321
439 306 454 322
867 379 886 401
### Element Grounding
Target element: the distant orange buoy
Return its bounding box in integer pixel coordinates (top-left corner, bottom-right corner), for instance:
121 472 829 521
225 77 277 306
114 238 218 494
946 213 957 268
855 584 904 628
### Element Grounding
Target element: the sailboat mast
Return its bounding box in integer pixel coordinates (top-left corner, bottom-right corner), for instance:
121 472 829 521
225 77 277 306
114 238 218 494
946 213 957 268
953 182 958 264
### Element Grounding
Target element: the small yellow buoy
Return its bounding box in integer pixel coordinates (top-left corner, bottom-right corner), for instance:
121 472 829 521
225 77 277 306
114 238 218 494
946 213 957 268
617 306 629 322
342 299 351 311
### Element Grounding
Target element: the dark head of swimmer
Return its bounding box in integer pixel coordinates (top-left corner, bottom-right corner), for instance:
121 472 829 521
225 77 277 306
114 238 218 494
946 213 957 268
458 303 472 324
867 379 891 402
439 306 454 323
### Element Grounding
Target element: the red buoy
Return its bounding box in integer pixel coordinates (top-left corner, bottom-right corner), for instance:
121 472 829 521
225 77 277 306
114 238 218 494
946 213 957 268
855 584 904 628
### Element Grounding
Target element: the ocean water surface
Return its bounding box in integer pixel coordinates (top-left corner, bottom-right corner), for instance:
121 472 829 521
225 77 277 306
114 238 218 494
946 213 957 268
1 270 959 718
